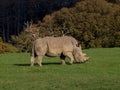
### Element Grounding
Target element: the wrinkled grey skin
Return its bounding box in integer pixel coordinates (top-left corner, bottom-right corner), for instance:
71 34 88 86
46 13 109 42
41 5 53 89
30 36 89 66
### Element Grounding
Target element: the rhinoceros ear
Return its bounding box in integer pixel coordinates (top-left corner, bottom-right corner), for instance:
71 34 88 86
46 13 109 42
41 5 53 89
73 47 77 55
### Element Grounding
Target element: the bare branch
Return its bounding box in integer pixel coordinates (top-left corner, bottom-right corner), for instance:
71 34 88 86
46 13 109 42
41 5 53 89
48 22 55 37
64 30 70 35
30 20 33 28
24 21 33 34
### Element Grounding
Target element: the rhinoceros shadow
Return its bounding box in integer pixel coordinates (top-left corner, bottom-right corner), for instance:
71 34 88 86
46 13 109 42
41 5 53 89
14 62 61 67
14 62 83 67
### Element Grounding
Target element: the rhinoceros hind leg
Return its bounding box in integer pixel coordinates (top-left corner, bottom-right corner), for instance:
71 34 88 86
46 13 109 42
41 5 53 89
30 56 35 67
37 55 43 67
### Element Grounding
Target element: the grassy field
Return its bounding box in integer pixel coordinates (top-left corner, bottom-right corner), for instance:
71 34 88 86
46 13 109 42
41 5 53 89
0 48 120 90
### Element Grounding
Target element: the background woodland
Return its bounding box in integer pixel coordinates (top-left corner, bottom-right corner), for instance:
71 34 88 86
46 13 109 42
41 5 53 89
0 0 120 53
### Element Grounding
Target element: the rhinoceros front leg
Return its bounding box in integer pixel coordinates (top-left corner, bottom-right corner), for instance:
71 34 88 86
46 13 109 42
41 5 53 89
64 52 74 64
60 54 66 65
37 55 43 67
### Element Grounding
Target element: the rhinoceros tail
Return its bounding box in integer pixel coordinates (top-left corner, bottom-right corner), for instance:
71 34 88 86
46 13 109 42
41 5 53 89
30 42 36 66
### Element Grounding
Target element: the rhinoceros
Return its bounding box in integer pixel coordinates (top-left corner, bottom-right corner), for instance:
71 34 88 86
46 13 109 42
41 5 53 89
30 36 89 66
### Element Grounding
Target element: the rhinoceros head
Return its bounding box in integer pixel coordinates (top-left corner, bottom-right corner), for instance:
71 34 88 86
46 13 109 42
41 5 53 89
73 46 89 63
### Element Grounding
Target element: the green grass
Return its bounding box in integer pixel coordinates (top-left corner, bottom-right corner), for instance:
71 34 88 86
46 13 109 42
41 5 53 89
0 48 120 90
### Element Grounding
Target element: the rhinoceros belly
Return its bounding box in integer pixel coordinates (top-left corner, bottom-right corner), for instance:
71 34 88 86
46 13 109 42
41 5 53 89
46 49 62 57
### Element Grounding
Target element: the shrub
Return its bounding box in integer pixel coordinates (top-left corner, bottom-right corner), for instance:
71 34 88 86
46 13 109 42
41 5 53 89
0 42 18 54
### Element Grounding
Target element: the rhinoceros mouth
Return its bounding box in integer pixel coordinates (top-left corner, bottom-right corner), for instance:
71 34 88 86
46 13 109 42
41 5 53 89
74 54 89 63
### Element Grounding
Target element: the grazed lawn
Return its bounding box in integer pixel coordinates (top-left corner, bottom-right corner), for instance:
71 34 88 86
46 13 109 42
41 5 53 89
0 48 120 90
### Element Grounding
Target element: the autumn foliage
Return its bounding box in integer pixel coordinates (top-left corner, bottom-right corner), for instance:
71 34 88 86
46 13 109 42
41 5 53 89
0 37 18 54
